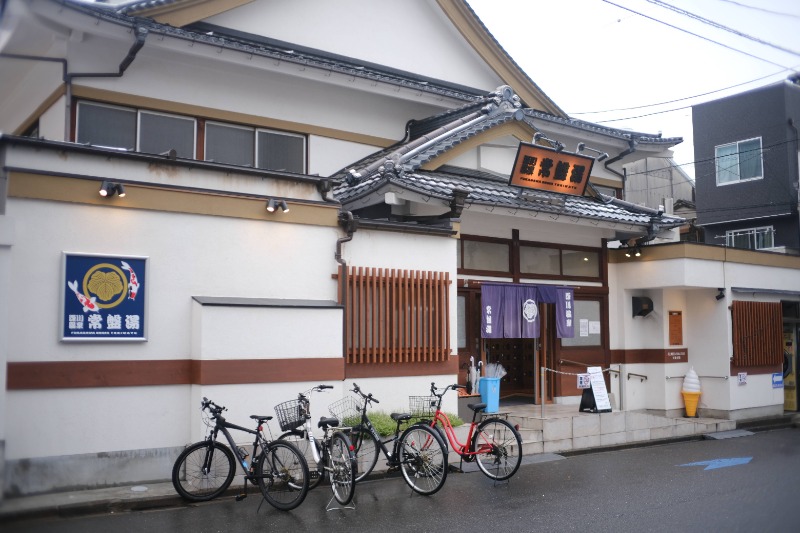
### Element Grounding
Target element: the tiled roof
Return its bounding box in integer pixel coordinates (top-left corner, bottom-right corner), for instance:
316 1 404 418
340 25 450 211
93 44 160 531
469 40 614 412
71 1 486 102
334 165 684 228
332 85 685 231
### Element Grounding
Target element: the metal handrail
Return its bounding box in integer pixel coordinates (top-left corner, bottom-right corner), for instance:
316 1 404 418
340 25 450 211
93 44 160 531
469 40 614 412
627 372 648 382
666 375 729 380
559 359 605 367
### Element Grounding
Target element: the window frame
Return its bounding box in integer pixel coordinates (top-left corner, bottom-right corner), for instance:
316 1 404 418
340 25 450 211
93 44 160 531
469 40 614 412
725 226 775 250
137 109 197 159
714 137 764 186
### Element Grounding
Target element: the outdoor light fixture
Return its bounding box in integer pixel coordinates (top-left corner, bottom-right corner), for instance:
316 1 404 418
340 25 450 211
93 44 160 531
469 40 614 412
576 143 609 161
266 198 289 213
625 245 642 258
99 181 126 198
715 288 725 301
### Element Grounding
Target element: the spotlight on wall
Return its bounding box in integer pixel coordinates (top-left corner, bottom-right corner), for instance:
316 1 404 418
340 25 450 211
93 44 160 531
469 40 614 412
634 246 642 257
266 198 277 212
278 200 290 213
715 288 725 301
99 181 126 198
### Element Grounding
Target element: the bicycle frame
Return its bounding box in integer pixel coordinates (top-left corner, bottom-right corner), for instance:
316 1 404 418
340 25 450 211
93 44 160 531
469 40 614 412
206 412 265 479
427 386 495 460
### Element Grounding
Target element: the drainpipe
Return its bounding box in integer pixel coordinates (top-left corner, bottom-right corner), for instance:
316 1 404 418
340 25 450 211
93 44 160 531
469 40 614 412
64 26 149 140
604 136 638 200
335 211 358 363
789 118 799 249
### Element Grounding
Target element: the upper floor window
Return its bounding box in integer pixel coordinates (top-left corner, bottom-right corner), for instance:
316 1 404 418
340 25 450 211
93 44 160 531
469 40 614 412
715 138 763 185
76 100 305 173
726 226 774 250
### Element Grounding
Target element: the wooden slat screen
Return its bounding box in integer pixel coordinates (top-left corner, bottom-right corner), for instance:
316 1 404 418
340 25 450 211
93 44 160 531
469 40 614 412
343 266 450 364
731 301 783 367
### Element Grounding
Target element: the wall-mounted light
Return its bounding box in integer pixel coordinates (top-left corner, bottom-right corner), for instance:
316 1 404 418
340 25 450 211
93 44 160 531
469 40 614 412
715 288 725 301
99 181 126 198
266 198 290 213
624 246 642 258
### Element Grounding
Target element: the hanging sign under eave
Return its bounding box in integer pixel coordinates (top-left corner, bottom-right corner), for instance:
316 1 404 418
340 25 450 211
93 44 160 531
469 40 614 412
509 142 595 196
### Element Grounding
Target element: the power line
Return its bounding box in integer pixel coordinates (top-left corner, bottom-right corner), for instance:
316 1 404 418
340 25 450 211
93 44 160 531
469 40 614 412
599 0 798 71
717 0 800 21
647 0 800 58
569 68 795 115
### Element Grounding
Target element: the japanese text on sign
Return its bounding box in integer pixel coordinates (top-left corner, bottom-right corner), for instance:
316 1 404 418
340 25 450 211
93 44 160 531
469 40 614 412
509 143 595 196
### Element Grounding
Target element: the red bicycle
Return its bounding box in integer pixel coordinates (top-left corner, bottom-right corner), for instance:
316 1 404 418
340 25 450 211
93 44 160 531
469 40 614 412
412 382 523 481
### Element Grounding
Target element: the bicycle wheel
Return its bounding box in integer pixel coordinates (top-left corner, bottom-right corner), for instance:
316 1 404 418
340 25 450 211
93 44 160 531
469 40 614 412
398 424 448 496
256 441 310 511
471 418 522 481
328 431 357 506
172 440 235 502
278 430 324 490
350 425 379 482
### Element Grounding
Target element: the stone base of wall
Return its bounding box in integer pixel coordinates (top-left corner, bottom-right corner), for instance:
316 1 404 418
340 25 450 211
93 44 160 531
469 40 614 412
4 446 183 498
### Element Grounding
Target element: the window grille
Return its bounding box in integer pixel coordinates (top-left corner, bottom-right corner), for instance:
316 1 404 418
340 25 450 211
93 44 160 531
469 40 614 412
731 301 782 367
342 266 450 364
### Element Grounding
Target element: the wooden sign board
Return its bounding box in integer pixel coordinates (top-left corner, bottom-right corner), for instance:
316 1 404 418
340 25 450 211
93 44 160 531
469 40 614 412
509 143 595 196
579 366 612 413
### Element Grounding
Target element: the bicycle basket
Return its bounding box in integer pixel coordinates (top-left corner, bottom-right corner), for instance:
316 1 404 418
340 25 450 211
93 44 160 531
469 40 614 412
409 396 437 418
274 399 305 432
327 396 363 426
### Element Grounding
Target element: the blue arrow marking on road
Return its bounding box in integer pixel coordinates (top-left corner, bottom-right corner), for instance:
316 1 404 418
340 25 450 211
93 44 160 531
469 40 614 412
679 457 752 470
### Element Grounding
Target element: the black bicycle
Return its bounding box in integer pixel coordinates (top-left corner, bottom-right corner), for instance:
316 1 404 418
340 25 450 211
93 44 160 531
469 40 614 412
276 385 358 507
171 397 310 511
333 382 448 495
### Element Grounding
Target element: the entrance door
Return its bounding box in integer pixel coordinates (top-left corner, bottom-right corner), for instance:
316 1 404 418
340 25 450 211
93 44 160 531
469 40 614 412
458 287 555 404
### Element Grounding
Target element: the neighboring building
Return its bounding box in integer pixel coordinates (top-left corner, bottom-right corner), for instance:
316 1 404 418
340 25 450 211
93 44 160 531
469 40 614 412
692 76 800 254
623 156 697 242
0 0 797 499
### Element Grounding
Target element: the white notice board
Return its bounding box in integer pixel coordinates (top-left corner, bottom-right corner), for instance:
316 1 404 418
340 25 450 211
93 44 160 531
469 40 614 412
587 366 612 412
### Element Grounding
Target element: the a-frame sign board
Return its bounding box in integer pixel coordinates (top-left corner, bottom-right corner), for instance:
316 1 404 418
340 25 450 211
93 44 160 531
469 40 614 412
579 366 612 413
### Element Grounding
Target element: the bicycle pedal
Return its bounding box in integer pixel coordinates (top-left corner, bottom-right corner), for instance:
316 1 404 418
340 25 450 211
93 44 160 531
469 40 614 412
235 493 248 501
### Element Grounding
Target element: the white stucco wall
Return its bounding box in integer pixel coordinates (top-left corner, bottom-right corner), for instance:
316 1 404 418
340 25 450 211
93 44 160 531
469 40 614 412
206 0 503 93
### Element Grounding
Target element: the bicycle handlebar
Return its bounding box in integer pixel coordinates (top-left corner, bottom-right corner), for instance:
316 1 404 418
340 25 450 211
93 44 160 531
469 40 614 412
201 397 226 415
351 382 380 404
429 382 465 397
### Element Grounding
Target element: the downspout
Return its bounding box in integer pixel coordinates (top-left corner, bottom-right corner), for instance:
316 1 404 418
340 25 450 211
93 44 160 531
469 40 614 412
604 136 638 200
64 26 149 141
789 117 799 249
335 211 358 366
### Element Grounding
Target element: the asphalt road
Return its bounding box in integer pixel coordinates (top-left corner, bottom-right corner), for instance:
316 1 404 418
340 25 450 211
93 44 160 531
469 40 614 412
6 428 799 533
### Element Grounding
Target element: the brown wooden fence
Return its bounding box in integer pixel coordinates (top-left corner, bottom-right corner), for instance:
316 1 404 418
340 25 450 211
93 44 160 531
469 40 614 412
731 300 783 367
342 266 450 364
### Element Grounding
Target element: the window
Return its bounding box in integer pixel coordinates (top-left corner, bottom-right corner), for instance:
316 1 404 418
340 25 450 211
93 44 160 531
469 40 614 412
77 102 136 150
205 122 255 166
560 300 602 347
726 226 774 250
562 249 599 277
520 246 560 275
462 240 509 272
257 129 305 173
342 266 450 364
76 100 306 171
138 111 195 158
715 138 763 185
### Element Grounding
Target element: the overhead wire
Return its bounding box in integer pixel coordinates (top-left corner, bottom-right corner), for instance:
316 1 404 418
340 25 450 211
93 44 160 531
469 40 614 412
717 0 800 21
646 0 800 58
599 0 798 71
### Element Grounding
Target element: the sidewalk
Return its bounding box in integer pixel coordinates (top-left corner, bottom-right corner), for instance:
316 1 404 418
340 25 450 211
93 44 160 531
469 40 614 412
1 409 797 523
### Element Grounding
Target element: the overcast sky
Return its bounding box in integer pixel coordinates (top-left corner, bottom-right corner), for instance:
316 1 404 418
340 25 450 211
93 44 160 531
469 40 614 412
467 0 800 180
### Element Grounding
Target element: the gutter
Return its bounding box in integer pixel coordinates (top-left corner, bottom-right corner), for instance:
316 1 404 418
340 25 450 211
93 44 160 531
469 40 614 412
64 26 149 140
